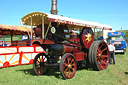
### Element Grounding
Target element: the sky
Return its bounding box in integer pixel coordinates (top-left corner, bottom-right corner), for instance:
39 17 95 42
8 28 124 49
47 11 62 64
0 0 128 30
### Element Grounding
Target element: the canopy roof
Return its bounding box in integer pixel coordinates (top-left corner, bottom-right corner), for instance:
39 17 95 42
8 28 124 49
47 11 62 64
21 12 112 30
0 24 31 35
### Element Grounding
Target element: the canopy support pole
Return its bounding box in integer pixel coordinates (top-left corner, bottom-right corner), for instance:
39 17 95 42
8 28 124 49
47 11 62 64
31 17 33 39
45 22 51 38
94 28 95 40
11 31 13 45
42 15 44 39
25 25 31 38
102 29 103 36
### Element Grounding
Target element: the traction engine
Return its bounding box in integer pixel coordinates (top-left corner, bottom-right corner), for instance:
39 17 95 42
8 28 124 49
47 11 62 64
33 25 109 79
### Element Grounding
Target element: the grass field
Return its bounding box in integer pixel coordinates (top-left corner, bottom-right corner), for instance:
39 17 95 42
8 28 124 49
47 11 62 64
0 35 22 41
0 49 128 85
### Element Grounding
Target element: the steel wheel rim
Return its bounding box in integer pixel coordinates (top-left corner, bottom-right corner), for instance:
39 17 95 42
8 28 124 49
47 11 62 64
96 42 109 70
62 55 77 79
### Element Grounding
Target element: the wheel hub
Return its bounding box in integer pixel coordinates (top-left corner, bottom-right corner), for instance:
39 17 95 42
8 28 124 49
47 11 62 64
98 54 102 58
68 64 72 69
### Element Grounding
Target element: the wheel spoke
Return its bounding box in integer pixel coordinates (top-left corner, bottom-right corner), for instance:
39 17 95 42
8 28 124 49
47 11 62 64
102 54 108 58
101 47 107 53
101 60 107 65
71 58 75 64
64 69 70 77
38 70 41 74
97 59 100 64
36 61 39 63
68 70 73 77
99 43 104 49
97 47 102 53
36 67 42 75
64 62 68 67
40 56 43 62
99 64 104 70
64 67 69 73
71 63 75 67
36 64 40 68
36 68 39 73
67 57 71 64
41 67 44 74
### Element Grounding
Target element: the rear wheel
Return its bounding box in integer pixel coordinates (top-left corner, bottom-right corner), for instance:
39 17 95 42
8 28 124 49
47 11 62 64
33 53 49 75
89 41 109 70
60 53 77 79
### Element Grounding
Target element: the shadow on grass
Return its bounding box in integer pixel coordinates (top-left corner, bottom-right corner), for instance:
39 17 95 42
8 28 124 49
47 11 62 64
125 72 128 74
46 69 62 79
16 64 94 79
16 68 36 76
77 66 94 71
16 68 62 79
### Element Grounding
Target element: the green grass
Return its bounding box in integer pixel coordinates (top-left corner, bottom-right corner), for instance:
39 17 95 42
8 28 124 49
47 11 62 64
0 49 128 85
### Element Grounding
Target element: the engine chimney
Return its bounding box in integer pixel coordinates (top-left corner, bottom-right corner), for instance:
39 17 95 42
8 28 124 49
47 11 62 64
50 0 58 15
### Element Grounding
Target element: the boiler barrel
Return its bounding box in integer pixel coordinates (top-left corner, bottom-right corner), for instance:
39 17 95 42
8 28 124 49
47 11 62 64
48 44 80 55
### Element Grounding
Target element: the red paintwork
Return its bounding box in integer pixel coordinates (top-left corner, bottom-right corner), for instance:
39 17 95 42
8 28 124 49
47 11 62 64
71 44 80 52
31 39 42 45
82 35 94 49
19 51 23 66
62 44 80 54
73 52 85 61
29 59 34 64
11 40 30 46
70 37 80 43
62 45 72 54
31 39 54 45
3 61 10 67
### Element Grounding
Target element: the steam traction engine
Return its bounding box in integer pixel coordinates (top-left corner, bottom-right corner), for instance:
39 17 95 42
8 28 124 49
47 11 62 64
21 12 111 79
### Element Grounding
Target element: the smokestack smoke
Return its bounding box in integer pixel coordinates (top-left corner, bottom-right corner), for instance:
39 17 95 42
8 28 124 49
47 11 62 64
50 0 58 15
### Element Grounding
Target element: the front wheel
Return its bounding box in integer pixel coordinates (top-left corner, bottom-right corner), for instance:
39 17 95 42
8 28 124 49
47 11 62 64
60 53 77 79
33 53 49 75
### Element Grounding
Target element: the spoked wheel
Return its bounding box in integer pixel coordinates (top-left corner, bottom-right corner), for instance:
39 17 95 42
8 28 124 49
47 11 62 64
33 53 49 75
60 53 77 79
89 40 109 71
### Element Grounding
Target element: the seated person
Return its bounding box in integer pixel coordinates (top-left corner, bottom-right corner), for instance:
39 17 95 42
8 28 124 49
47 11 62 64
33 24 48 39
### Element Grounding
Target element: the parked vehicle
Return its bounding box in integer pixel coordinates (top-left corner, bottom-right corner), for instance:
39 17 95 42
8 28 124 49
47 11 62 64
107 32 127 54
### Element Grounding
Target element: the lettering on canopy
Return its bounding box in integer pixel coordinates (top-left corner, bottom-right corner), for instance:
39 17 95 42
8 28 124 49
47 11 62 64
49 18 85 26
